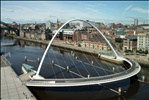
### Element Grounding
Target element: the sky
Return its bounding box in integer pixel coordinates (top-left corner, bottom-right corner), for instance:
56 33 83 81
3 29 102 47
1 1 149 25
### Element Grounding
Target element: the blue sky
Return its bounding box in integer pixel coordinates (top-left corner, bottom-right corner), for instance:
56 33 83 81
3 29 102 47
1 1 149 24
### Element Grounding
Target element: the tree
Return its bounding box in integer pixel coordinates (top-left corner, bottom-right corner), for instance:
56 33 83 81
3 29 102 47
45 28 52 40
35 25 39 30
115 38 123 43
139 49 142 54
145 50 148 54
45 28 52 33
63 23 70 28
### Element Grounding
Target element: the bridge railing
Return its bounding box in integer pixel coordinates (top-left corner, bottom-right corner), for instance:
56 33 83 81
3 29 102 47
29 59 138 83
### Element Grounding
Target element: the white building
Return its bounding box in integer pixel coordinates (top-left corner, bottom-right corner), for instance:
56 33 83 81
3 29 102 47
46 20 51 29
137 32 149 51
142 26 149 30
52 29 74 35
77 21 97 30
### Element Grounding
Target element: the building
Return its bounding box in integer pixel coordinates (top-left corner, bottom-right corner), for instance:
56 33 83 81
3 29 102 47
123 36 137 51
137 32 149 51
73 31 90 41
77 21 97 30
114 28 126 39
46 20 51 29
52 29 75 41
125 29 144 36
80 41 109 51
134 19 138 26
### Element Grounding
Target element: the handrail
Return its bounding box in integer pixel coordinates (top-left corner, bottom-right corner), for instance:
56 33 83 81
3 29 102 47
30 60 138 82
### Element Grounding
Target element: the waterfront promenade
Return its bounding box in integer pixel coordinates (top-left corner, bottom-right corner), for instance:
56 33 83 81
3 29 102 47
124 55 149 67
1 55 36 100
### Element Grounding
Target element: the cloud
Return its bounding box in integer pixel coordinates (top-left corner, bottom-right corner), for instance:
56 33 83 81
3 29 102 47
96 3 107 7
125 5 133 11
131 7 149 14
1 4 92 23
84 3 95 7
79 2 106 7
7 5 34 12
122 5 133 15
86 8 98 13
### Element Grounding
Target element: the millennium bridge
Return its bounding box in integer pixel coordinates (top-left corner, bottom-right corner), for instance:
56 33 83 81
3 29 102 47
26 19 141 87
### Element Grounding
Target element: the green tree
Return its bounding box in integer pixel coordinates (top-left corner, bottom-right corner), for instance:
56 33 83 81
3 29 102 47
45 28 52 34
45 28 52 40
63 23 70 28
115 38 123 43
145 50 148 54
139 49 142 54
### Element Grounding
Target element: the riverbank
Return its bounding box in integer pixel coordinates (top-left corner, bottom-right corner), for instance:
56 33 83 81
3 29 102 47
14 36 149 66
124 55 149 67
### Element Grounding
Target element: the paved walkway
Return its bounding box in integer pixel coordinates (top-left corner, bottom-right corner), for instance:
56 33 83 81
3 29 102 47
124 55 149 66
1 55 36 100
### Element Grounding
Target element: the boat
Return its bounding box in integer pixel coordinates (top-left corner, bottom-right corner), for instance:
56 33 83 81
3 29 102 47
22 63 36 74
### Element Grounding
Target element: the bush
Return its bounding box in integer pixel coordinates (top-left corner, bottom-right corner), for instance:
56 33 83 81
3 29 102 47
136 49 148 54
115 38 123 43
138 49 143 54
145 50 148 54
125 50 133 53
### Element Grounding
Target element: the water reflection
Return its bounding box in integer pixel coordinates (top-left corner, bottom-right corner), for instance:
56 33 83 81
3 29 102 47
19 39 47 50
137 66 149 83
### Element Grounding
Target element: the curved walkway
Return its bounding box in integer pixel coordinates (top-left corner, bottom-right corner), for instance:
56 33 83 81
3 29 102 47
26 59 140 87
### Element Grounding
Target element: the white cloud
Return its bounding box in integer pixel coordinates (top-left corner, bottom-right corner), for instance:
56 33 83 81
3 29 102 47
131 7 149 14
2 5 34 13
86 8 98 13
96 3 107 6
122 5 133 15
83 4 95 7
125 5 133 11
78 2 106 7
1 4 92 23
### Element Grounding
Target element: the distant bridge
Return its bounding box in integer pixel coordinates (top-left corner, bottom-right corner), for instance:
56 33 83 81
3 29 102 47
1 21 20 36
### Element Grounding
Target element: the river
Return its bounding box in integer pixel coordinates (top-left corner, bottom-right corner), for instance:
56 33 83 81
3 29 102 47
1 37 149 100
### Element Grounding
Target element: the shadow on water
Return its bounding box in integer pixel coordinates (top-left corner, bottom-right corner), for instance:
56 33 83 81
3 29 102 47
28 77 140 100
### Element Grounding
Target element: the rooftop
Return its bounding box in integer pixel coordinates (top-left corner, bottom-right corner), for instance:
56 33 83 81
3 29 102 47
138 32 149 36
125 36 137 40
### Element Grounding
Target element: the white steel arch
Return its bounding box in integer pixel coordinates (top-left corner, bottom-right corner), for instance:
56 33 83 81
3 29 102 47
33 19 119 79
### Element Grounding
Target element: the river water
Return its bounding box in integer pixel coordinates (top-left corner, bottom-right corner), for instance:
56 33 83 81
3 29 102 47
1 37 149 100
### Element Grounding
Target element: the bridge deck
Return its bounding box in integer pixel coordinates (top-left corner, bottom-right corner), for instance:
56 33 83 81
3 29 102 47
27 59 141 87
